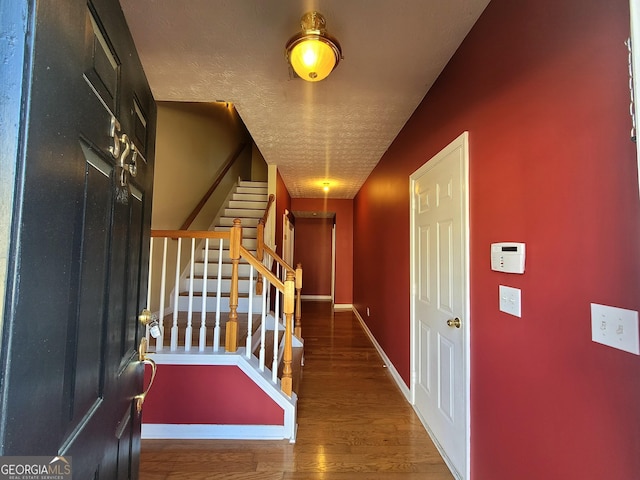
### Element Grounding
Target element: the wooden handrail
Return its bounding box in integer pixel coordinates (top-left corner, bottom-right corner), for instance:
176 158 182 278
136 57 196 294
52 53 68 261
259 194 275 226
239 246 284 291
179 142 248 230
256 195 274 261
256 194 275 295
260 244 303 339
263 244 295 274
151 230 229 239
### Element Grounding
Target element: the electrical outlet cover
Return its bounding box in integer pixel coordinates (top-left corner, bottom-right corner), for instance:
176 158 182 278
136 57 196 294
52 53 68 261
591 303 640 355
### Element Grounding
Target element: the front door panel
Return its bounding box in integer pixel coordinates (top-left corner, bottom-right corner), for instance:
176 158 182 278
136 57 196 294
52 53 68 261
0 1 155 478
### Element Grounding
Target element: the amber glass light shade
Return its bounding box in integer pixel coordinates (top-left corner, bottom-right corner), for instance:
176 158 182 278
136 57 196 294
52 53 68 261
285 12 342 82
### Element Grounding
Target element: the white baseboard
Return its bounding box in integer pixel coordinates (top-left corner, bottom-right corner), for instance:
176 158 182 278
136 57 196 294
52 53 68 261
352 308 411 402
300 295 332 301
142 424 296 443
333 303 353 310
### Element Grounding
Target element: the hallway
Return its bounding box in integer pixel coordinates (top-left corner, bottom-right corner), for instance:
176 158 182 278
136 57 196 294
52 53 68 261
139 301 454 479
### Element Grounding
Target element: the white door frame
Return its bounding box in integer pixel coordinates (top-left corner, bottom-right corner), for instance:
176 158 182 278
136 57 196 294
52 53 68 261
331 222 336 304
409 132 470 479
282 209 294 266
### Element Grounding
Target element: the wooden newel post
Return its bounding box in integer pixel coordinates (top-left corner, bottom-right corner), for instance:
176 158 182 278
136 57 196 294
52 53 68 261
281 271 295 397
295 263 303 338
255 220 264 295
225 218 242 352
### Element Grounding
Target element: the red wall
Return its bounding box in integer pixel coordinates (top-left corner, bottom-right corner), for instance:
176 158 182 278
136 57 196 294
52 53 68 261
353 0 640 478
143 365 283 425
291 198 354 305
293 217 333 296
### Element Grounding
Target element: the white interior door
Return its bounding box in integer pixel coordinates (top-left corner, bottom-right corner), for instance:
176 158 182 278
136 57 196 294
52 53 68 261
411 132 469 479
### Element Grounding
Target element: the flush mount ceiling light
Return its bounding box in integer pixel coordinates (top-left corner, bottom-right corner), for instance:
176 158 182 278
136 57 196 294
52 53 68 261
285 11 343 82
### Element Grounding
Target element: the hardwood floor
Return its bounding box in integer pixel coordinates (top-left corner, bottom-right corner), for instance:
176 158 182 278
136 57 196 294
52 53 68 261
139 301 454 480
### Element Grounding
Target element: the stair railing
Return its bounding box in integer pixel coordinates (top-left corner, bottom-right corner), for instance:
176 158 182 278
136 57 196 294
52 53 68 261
255 194 275 295
262 245 303 339
146 221 297 397
226 219 296 396
255 195 303 338
147 230 230 352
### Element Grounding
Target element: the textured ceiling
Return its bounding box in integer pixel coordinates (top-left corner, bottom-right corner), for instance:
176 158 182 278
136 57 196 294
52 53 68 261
120 0 490 198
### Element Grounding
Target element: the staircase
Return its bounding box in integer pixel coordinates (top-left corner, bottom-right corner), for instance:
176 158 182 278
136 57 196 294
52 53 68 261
175 181 269 313
142 180 303 442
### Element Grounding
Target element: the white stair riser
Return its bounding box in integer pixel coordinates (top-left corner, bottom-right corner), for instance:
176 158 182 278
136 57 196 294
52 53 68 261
176 296 264 313
197 248 257 263
236 186 267 194
181 278 259 294
238 180 267 186
228 200 267 210
200 238 257 252
218 217 260 227
193 262 257 277
233 193 267 202
215 226 258 238
224 208 265 218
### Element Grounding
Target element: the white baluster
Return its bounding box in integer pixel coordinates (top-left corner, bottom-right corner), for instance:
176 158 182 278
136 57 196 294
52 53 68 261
157 237 168 351
199 238 209 352
265 253 272 313
246 265 254 358
171 238 181 351
185 237 195 351
213 238 223 352
272 281 280 382
259 278 267 370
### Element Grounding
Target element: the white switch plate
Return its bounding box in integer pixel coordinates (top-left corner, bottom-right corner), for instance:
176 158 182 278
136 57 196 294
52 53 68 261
591 303 639 355
499 285 521 317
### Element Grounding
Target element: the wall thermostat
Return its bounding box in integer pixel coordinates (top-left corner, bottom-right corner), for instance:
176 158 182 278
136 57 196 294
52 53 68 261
491 242 525 274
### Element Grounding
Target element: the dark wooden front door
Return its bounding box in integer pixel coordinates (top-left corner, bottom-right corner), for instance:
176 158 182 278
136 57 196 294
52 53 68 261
0 0 155 478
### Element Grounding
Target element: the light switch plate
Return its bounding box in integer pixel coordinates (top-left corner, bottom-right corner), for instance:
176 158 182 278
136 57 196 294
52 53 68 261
499 285 521 317
591 303 639 355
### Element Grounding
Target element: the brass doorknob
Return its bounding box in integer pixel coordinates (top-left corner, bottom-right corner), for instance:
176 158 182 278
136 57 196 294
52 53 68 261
139 309 152 325
139 309 161 339
447 317 461 328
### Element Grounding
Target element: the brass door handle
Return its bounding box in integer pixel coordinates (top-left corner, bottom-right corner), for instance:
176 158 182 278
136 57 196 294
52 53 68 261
139 308 161 339
135 338 157 413
139 309 152 325
447 317 461 328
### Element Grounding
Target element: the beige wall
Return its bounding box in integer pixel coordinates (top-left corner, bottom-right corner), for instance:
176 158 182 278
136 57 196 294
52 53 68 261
251 143 268 182
152 102 253 230
149 102 270 316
